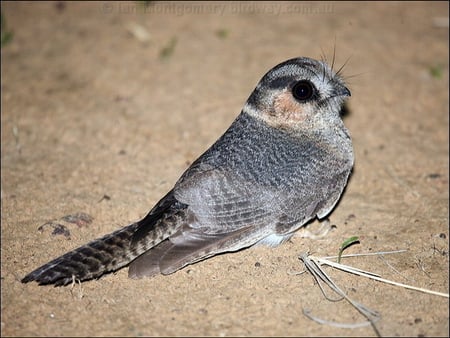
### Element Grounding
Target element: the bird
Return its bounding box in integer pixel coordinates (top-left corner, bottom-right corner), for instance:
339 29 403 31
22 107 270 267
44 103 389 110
21 57 354 286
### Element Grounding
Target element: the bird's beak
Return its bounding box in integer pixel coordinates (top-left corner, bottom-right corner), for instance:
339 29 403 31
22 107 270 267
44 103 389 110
330 86 351 98
330 86 352 98
341 86 351 97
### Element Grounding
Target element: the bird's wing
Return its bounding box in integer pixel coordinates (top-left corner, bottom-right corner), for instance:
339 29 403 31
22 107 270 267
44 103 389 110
128 224 257 278
174 167 283 233
128 168 285 278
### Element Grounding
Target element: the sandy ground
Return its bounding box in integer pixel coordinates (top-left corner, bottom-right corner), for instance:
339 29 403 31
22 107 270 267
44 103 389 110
1 1 449 336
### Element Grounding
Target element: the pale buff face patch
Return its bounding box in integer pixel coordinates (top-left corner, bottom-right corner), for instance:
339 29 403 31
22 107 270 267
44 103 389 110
262 90 317 130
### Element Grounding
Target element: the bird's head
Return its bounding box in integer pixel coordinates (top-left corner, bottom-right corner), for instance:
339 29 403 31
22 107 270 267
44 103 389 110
243 57 350 132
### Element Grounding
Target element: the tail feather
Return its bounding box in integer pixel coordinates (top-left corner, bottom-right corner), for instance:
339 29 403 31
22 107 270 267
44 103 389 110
21 223 143 286
22 190 186 286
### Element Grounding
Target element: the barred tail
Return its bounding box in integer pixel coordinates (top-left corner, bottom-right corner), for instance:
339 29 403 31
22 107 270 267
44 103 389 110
21 222 149 286
22 190 185 286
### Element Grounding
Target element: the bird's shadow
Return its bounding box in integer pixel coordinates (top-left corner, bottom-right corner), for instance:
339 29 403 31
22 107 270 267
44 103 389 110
340 102 351 118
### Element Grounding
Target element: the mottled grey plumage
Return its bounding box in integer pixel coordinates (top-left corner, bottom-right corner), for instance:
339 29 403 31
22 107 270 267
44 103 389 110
22 57 353 286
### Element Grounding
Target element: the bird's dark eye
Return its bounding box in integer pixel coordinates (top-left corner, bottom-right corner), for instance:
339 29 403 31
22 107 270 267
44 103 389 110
292 80 315 101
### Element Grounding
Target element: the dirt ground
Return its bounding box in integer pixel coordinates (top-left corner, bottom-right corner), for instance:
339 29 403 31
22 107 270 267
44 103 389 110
1 1 448 337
